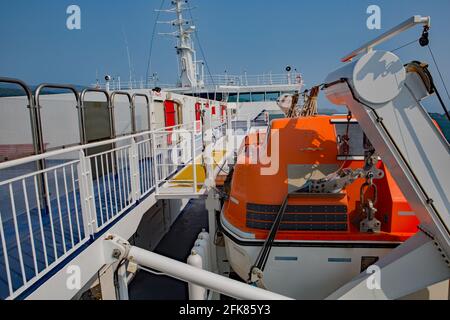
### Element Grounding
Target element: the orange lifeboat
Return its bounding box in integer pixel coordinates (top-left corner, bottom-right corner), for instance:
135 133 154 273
220 115 419 299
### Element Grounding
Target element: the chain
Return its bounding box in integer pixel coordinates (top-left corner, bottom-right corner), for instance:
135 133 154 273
339 111 352 157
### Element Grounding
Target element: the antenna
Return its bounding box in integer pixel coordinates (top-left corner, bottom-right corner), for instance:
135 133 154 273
122 27 135 89
157 0 202 88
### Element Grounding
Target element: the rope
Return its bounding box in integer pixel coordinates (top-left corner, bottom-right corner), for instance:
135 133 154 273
285 86 320 118
391 38 419 53
286 93 300 118
300 86 320 117
427 44 450 104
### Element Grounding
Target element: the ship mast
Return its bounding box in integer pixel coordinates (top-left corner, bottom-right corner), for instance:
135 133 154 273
158 0 202 88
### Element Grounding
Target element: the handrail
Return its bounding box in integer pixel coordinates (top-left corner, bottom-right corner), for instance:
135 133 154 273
92 72 304 90
81 88 113 139
111 91 135 135
0 77 39 155
132 93 151 132
0 121 201 171
80 88 110 105
0 77 34 102
35 83 83 149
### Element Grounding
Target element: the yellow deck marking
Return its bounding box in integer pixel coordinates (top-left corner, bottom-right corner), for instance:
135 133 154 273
168 150 227 192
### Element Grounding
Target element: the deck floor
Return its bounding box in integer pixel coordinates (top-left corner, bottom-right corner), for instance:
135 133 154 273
128 199 208 300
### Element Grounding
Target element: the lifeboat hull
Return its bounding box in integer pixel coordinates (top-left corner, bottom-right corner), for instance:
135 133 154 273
221 214 399 300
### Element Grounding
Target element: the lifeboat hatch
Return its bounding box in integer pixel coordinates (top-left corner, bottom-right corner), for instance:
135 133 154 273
287 164 341 193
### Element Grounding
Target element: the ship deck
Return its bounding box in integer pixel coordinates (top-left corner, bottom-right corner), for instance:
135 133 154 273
129 199 208 300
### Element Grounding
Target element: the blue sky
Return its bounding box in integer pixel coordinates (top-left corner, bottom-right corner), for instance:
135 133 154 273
0 0 449 111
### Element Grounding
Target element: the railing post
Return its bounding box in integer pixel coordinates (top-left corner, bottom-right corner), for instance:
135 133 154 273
152 133 160 194
129 138 141 203
191 131 197 194
183 130 190 164
77 150 97 236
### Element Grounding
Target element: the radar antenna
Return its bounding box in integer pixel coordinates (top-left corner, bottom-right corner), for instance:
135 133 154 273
157 0 203 88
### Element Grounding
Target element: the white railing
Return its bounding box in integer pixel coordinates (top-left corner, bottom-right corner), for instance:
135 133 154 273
153 122 203 196
0 156 87 300
92 80 174 91
92 72 303 91
204 73 304 87
0 121 202 300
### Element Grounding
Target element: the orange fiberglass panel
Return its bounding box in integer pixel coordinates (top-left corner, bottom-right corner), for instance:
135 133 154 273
224 115 418 242
232 116 340 205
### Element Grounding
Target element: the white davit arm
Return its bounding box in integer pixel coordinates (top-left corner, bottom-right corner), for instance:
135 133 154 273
341 15 430 62
323 17 450 299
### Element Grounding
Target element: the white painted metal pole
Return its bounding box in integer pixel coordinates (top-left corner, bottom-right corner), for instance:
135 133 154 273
152 132 160 194
191 131 197 193
78 150 96 235
129 138 140 202
128 246 292 300
205 192 218 273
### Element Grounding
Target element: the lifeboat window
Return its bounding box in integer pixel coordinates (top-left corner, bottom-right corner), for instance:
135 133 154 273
334 122 366 158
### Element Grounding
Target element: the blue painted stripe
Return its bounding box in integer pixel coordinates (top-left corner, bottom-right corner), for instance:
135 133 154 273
15 190 153 300
328 258 352 263
2 160 182 300
274 256 298 261
15 169 183 300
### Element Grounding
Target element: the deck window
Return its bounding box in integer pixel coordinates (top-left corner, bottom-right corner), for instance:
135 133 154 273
251 92 265 102
228 93 238 102
266 92 281 101
238 93 251 103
